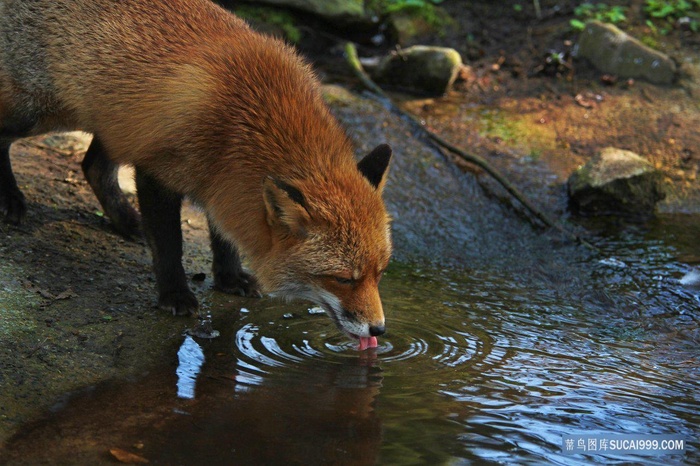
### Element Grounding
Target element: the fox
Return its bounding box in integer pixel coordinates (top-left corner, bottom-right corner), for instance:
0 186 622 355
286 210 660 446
0 0 392 345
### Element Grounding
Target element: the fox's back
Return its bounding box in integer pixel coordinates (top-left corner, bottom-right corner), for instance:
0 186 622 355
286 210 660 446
0 0 350 177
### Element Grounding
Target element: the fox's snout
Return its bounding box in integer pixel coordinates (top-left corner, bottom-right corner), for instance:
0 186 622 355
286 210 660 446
334 311 385 339
318 289 386 339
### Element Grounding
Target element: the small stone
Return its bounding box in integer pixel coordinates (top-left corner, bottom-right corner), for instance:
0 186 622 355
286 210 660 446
568 147 666 218
370 46 463 96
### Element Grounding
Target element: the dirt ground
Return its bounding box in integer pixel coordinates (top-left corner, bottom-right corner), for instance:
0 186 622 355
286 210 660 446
1 0 699 450
298 0 700 215
391 0 700 216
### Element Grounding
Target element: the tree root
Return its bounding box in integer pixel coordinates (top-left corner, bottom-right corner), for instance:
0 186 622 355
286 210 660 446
344 42 597 252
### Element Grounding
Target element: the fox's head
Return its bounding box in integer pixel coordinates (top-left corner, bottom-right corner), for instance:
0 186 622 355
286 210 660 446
259 144 392 341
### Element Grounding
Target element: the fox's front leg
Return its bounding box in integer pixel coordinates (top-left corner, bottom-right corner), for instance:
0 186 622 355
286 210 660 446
208 218 262 298
135 168 198 316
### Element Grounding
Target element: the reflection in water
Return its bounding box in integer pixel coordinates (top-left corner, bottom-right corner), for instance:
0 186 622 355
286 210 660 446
2 217 699 464
176 336 205 399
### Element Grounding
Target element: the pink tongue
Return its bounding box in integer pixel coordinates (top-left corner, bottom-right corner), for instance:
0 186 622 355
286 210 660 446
358 336 378 351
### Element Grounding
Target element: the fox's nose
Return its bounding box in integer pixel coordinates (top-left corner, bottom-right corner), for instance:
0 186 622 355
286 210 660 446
369 324 385 337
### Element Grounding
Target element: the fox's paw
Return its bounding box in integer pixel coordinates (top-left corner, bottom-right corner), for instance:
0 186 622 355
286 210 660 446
214 270 263 298
158 289 199 316
1 188 27 225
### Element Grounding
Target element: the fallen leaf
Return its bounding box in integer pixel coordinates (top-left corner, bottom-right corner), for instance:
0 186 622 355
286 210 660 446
574 93 596 109
55 288 77 300
110 448 149 464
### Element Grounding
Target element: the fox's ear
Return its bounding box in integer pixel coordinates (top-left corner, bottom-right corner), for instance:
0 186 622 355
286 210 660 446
262 177 310 237
358 144 392 191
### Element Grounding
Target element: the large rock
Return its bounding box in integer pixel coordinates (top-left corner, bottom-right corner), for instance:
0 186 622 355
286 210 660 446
574 20 677 85
370 46 462 96
568 147 666 218
250 0 364 22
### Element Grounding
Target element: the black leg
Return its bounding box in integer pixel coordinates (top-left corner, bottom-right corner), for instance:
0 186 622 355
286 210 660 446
209 217 262 297
81 137 141 238
136 168 198 316
0 138 26 224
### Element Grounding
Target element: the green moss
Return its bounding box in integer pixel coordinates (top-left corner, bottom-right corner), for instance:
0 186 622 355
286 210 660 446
234 5 302 43
640 34 660 49
480 109 523 144
367 0 452 30
463 105 561 163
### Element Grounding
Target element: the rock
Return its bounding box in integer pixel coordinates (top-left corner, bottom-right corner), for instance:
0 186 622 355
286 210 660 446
574 20 677 85
568 147 666 218
370 46 462 96
249 0 364 22
386 11 436 46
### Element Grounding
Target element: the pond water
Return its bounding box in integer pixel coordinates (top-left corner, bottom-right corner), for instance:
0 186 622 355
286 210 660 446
4 214 698 465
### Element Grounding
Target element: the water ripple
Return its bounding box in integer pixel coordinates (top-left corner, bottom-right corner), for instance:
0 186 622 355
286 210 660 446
232 305 496 385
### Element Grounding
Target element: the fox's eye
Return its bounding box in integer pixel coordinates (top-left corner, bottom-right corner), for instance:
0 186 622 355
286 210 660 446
334 276 354 285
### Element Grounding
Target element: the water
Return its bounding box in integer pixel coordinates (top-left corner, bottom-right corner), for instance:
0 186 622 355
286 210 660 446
4 217 698 464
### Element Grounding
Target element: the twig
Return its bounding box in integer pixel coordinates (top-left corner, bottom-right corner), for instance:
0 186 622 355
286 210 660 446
26 338 51 358
344 42 597 251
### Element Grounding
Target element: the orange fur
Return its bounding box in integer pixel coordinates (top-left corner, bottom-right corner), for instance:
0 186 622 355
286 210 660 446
0 0 392 337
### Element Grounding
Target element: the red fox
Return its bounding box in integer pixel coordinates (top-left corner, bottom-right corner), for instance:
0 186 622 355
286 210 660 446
0 0 392 345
